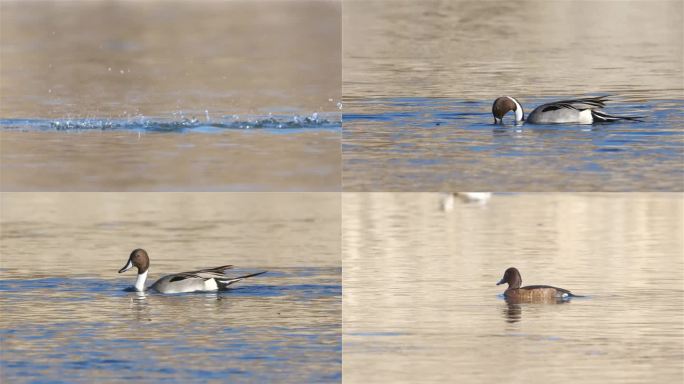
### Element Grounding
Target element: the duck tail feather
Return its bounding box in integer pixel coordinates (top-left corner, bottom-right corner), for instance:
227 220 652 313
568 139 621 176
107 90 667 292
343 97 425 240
216 271 267 289
591 110 643 122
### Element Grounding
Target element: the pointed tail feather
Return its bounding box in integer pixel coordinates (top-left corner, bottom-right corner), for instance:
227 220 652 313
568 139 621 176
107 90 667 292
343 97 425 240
591 110 643 122
217 271 267 289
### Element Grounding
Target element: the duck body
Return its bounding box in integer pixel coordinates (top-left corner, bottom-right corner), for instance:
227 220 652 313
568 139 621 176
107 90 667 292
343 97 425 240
497 267 580 304
502 285 572 304
526 103 595 124
492 96 642 125
118 248 266 294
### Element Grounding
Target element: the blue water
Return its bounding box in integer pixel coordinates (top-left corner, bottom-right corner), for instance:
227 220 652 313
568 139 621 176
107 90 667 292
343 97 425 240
0 112 341 134
0 267 341 383
343 97 684 191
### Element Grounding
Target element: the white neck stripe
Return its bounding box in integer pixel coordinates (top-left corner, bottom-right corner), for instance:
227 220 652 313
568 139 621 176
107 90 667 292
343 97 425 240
134 271 148 292
506 96 524 122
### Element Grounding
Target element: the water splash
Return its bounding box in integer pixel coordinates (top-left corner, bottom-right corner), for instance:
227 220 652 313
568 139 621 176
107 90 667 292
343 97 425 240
0 112 341 133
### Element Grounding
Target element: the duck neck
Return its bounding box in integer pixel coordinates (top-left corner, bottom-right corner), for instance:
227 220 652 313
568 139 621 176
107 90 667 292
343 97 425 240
507 96 524 123
134 270 148 292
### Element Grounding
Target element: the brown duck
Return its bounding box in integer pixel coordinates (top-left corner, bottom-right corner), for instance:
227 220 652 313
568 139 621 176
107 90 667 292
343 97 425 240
496 267 582 303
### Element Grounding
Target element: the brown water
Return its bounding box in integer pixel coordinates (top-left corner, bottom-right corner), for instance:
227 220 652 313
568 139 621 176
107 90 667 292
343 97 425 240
343 193 684 383
0 0 341 191
343 0 682 99
0 193 341 382
1 0 340 117
1 130 340 191
342 0 684 191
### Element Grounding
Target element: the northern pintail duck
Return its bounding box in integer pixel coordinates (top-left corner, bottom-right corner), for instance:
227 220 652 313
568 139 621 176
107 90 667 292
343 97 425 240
492 96 641 125
118 248 266 294
496 267 582 304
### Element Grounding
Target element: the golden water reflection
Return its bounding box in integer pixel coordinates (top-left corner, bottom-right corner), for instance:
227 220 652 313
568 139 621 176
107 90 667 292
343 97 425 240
0 130 341 191
0 192 341 382
343 193 684 383
1 0 341 117
343 0 683 99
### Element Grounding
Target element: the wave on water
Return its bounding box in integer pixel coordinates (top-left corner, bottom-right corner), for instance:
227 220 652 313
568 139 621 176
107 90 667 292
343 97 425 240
0 112 340 133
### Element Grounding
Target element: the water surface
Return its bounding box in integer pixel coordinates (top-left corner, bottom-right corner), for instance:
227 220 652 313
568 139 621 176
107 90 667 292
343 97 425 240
2 1 340 117
343 0 684 191
1 128 340 191
1 193 341 383
0 0 342 191
343 193 684 383
343 97 683 191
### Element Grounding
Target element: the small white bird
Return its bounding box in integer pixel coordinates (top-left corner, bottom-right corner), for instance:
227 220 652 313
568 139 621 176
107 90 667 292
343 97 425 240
441 192 492 211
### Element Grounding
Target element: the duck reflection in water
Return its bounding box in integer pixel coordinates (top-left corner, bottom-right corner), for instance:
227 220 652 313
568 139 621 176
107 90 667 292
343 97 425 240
502 302 523 323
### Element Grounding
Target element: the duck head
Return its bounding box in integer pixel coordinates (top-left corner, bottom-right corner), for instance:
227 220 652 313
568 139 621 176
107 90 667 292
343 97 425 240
119 248 150 274
497 267 522 289
492 96 524 124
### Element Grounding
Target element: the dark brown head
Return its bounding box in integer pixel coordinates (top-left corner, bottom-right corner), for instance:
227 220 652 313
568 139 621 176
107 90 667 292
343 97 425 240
118 248 150 274
497 267 522 289
492 96 524 124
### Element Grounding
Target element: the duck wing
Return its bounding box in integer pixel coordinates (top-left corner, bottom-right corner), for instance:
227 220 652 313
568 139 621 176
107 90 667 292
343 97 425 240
520 284 572 295
538 96 609 112
168 265 234 282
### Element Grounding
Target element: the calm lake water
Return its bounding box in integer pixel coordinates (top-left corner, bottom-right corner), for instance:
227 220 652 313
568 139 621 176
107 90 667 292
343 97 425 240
0 193 341 383
1 119 340 192
0 1 341 191
343 193 684 383
343 0 684 191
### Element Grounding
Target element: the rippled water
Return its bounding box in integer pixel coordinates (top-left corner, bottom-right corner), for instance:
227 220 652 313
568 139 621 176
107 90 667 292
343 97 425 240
0 193 341 383
1 268 340 383
0 112 342 191
0 0 341 191
343 97 684 191
343 0 684 191
1 1 340 118
1 129 341 191
343 193 684 383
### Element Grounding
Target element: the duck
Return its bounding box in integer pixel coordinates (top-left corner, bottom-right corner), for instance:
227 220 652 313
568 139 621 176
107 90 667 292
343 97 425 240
492 96 642 125
118 248 266 294
496 267 582 303
440 192 492 211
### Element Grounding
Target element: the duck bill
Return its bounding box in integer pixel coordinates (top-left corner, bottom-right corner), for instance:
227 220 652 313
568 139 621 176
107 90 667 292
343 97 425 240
118 259 133 273
496 277 505 285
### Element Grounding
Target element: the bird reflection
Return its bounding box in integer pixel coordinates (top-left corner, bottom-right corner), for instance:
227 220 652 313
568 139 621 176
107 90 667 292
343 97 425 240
128 290 151 322
502 301 522 323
